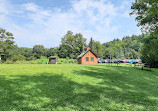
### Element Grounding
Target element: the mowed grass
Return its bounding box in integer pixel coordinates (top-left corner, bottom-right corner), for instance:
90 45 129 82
0 64 158 111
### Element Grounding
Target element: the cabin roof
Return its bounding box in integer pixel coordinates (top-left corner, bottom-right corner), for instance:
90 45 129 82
77 49 97 59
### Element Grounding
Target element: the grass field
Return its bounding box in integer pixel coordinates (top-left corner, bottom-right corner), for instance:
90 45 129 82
0 64 158 111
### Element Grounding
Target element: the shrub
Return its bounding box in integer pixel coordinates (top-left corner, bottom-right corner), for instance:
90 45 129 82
12 54 26 62
26 56 36 61
15 60 37 64
4 60 14 64
58 58 77 64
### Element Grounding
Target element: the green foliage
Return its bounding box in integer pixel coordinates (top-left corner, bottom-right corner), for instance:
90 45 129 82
141 33 158 67
130 0 158 33
131 0 158 67
59 31 87 59
46 47 58 58
0 64 158 110
58 58 77 64
0 28 15 61
0 28 145 61
12 54 26 62
88 38 103 58
14 60 38 64
102 35 144 59
31 56 48 64
3 60 14 64
33 45 46 59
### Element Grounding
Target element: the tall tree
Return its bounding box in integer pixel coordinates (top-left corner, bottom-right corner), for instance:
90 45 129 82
59 31 86 59
130 0 158 33
0 28 15 61
141 33 158 67
32 45 46 59
89 37 93 50
131 0 158 67
88 39 103 58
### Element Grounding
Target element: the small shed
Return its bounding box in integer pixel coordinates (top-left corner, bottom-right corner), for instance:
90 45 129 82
49 56 58 64
77 46 98 65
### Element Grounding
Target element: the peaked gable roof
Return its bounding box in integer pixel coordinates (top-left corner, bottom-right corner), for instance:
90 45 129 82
77 49 97 59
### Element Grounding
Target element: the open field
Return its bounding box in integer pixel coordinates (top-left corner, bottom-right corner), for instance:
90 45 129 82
0 64 158 111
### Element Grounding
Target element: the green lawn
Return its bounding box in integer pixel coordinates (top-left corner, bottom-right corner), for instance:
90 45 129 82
0 64 158 111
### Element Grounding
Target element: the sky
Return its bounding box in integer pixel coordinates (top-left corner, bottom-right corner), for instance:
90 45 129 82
0 0 141 48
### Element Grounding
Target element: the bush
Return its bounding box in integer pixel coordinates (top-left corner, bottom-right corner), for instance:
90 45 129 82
14 60 37 64
4 60 14 64
58 58 77 64
11 54 26 62
26 56 36 61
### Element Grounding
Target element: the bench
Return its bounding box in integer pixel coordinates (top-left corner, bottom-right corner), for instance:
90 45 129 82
134 63 151 71
134 63 142 67
142 64 151 70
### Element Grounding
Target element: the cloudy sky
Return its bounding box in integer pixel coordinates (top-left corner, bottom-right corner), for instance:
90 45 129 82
0 0 141 48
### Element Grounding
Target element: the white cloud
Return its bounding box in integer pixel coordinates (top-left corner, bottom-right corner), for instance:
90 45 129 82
120 1 129 10
0 0 141 48
23 2 39 12
0 0 10 14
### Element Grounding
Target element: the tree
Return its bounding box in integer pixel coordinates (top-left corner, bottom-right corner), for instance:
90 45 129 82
0 28 15 61
32 45 46 59
141 33 158 67
58 45 72 58
59 31 86 59
46 47 58 58
131 0 158 67
102 35 144 59
88 38 103 58
93 41 103 58
130 0 158 33
12 54 26 62
89 37 93 50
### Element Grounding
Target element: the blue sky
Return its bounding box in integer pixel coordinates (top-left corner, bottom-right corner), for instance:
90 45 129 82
0 0 141 48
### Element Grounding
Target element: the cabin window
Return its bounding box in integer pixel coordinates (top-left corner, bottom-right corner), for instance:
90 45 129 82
86 57 89 61
91 57 94 61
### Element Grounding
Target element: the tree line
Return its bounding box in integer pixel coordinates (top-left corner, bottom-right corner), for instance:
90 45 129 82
0 28 145 61
0 0 157 67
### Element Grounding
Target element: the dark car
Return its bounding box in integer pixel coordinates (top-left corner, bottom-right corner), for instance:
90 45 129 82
101 60 108 63
112 59 117 63
117 59 124 63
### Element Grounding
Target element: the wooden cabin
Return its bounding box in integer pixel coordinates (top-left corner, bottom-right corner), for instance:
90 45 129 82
77 46 98 65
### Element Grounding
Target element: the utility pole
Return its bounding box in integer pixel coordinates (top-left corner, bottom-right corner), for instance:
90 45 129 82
90 37 93 51
82 38 84 53
110 46 111 66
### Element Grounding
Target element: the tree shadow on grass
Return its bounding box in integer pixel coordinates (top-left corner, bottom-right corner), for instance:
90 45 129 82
73 65 158 110
0 73 105 111
0 66 158 111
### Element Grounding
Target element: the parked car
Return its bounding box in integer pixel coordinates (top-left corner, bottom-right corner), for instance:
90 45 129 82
126 59 134 63
123 59 128 63
112 59 117 63
106 59 110 63
111 60 115 63
133 59 142 64
101 60 108 63
98 60 102 63
117 59 124 63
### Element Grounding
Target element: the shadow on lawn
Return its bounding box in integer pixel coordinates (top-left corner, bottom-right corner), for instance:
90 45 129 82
0 66 158 111
73 65 158 110
0 73 108 111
